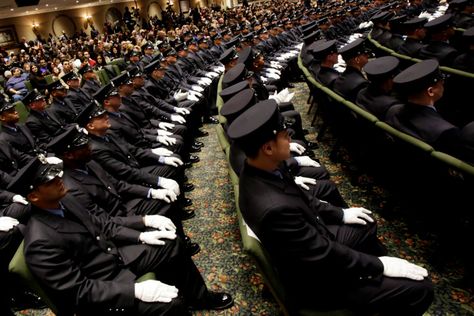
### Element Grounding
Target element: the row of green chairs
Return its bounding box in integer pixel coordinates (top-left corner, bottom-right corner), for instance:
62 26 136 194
215 95 353 315
298 53 474 179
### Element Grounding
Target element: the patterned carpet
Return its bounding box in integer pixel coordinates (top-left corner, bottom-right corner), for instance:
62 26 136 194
16 82 474 315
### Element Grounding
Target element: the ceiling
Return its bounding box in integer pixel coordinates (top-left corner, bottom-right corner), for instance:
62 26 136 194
0 0 134 20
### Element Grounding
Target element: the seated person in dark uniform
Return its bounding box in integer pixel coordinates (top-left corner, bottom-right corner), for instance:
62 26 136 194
385 15 408 51
452 26 474 73
79 65 102 96
397 17 428 57
24 90 68 145
418 14 459 66
356 56 403 120
385 59 464 155
309 40 340 88
48 80 78 125
0 101 47 155
228 101 433 315
221 91 347 207
370 11 394 42
8 157 233 316
333 38 370 103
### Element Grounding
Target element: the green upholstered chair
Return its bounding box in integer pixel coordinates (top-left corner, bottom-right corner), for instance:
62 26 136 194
44 75 54 85
98 69 111 85
9 241 156 315
215 123 230 153
24 80 33 91
13 101 29 123
374 122 434 153
111 64 121 76
226 150 239 186
431 151 474 178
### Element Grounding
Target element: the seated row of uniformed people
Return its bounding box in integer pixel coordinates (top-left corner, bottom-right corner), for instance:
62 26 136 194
226 100 434 315
4 156 233 315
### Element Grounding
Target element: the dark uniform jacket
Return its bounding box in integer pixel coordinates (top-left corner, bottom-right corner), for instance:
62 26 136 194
0 142 32 177
66 87 94 113
106 110 154 148
238 162 384 302
317 66 340 88
48 97 78 124
88 133 159 187
333 66 369 103
356 87 402 120
452 51 474 73
125 92 173 126
397 38 425 57
144 77 176 105
25 109 67 145
62 160 150 217
418 41 459 66
82 79 102 97
385 103 462 153
24 194 147 315
0 123 46 155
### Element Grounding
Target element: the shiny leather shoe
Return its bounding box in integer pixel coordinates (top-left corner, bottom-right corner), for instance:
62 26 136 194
181 209 196 221
190 292 234 310
190 145 201 153
203 116 219 124
196 129 209 137
181 198 193 208
187 242 201 256
306 141 319 150
188 155 200 163
194 140 204 147
183 183 194 192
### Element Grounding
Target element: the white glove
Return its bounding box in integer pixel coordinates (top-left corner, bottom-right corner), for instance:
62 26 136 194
139 230 177 245
174 107 190 115
268 91 280 103
205 71 218 78
189 90 203 98
135 280 179 303
294 176 317 190
283 92 295 103
198 78 212 86
191 84 204 92
159 177 180 196
162 156 183 167
144 215 176 231
170 114 186 124
289 142 305 155
378 256 428 281
156 129 173 136
158 122 175 130
294 156 321 168
0 216 19 232
151 148 173 156
187 93 199 102
173 90 188 102
342 207 374 225
156 135 176 146
45 156 63 165
150 188 177 203
12 194 28 205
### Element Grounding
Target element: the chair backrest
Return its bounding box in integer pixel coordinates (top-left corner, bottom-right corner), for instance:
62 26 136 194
13 100 29 123
8 241 59 314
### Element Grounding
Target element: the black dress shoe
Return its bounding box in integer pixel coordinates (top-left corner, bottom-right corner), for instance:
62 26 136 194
190 145 201 153
188 155 200 163
203 116 219 124
190 292 234 310
304 150 316 158
183 183 194 192
183 175 188 182
303 129 309 135
11 291 47 311
186 242 201 256
196 129 209 137
306 141 319 150
181 209 196 220
184 162 192 169
181 198 193 207
194 140 204 147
